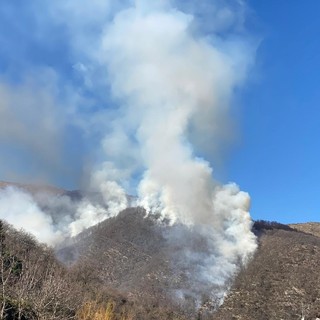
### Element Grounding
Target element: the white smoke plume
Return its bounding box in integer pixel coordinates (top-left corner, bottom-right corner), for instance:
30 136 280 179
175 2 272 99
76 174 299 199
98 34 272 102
0 0 258 308
92 0 254 225
97 0 257 254
0 187 62 245
94 0 257 304
0 184 123 243
63 0 257 304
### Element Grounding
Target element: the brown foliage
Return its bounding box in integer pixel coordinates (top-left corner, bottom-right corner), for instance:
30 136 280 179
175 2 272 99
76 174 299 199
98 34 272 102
213 227 320 320
0 220 82 319
2 212 320 320
0 217 189 320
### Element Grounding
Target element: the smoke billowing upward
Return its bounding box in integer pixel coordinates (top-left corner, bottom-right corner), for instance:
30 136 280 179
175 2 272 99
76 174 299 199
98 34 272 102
0 0 258 307
95 1 257 292
95 0 255 226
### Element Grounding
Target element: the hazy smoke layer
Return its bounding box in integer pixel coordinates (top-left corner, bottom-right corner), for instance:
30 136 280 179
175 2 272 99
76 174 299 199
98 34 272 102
0 187 62 245
0 184 126 242
0 0 258 307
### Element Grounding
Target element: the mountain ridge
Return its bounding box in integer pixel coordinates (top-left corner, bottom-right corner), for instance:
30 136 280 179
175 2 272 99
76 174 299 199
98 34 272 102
0 181 319 319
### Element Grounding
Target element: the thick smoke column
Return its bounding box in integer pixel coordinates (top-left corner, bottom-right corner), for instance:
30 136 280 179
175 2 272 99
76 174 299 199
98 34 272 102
0 0 258 307
92 0 257 301
98 0 256 242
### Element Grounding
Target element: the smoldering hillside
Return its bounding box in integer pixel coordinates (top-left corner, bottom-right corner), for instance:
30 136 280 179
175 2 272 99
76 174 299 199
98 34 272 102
62 215 320 319
1 183 320 320
58 207 235 310
0 181 254 312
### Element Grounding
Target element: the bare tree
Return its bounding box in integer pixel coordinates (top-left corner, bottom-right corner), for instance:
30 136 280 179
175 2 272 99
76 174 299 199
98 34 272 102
0 220 83 320
0 221 23 318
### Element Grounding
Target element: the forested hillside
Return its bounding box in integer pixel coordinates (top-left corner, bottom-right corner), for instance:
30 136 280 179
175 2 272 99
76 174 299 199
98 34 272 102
213 221 320 320
0 218 188 320
1 212 320 319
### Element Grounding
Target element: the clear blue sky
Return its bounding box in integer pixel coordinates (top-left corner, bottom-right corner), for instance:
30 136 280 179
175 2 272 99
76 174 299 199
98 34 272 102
227 1 320 223
0 1 319 223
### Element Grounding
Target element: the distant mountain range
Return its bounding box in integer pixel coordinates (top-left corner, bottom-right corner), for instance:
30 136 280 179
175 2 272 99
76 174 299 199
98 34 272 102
0 180 81 199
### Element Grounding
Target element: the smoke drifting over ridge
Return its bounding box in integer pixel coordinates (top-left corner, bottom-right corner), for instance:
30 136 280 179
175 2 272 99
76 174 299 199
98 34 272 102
0 0 257 306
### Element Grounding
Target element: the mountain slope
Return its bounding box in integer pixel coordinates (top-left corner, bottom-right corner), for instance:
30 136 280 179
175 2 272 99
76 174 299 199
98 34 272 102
0 216 188 320
212 222 320 320
290 222 320 238
59 212 320 320
58 208 202 317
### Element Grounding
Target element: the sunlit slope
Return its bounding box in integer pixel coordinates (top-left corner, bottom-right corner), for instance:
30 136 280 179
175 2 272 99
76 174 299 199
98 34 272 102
213 222 320 320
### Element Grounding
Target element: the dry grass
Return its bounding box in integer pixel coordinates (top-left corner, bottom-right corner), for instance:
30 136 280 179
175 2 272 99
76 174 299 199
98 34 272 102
76 300 116 320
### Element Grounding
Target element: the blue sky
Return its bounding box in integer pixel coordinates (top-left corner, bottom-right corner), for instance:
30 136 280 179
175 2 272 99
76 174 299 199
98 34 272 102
227 1 320 223
0 1 319 223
